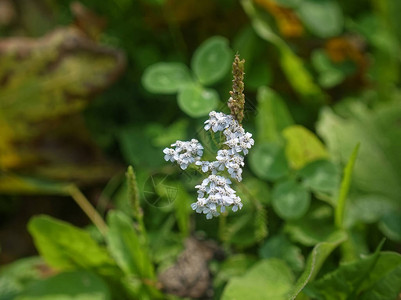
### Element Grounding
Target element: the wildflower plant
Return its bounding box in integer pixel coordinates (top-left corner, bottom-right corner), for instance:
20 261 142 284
163 55 254 219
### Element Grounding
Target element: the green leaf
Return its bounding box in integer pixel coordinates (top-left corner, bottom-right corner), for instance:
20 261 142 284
28 215 113 271
0 257 43 300
151 119 189 147
249 142 289 181
177 84 219 118
288 230 347 300
317 102 401 237
359 252 401 300
259 234 305 272
279 47 326 103
297 0 343 38
191 36 233 86
298 160 340 194
214 254 258 287
285 205 337 246
272 179 311 220
142 62 193 94
317 103 401 206
335 144 360 228
283 125 329 170
256 86 294 144
106 210 154 279
17 271 110 300
379 212 401 242
305 241 401 300
346 195 397 226
221 259 294 300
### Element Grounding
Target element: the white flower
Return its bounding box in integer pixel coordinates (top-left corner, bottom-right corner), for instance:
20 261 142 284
216 149 230 165
196 160 210 172
204 111 233 132
239 132 254 154
162 110 254 219
163 148 176 162
224 131 254 156
191 174 242 218
227 161 243 181
164 139 204 170
232 196 243 212
223 119 244 139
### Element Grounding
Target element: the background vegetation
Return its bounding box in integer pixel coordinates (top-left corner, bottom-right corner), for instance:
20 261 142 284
0 0 400 299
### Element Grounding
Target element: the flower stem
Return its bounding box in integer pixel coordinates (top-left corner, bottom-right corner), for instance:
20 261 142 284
126 166 146 235
66 184 108 236
228 54 246 124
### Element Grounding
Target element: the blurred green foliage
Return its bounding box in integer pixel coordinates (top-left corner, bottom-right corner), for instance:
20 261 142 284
1 0 401 299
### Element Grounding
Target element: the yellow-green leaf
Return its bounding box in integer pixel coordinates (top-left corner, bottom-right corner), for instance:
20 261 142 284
283 125 329 170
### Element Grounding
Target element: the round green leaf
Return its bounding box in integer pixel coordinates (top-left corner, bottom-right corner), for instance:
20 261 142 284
297 0 343 38
142 62 192 94
272 180 311 220
191 36 233 86
249 142 289 181
222 259 294 300
215 254 258 287
259 234 305 272
298 160 340 194
177 84 219 118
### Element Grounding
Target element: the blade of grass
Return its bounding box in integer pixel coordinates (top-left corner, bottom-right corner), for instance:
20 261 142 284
335 143 360 229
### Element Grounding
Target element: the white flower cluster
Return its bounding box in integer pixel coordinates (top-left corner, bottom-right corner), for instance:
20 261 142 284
191 175 242 219
163 139 203 170
163 111 254 219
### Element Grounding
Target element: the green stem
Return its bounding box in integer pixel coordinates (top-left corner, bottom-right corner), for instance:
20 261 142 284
66 184 108 236
126 166 146 236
